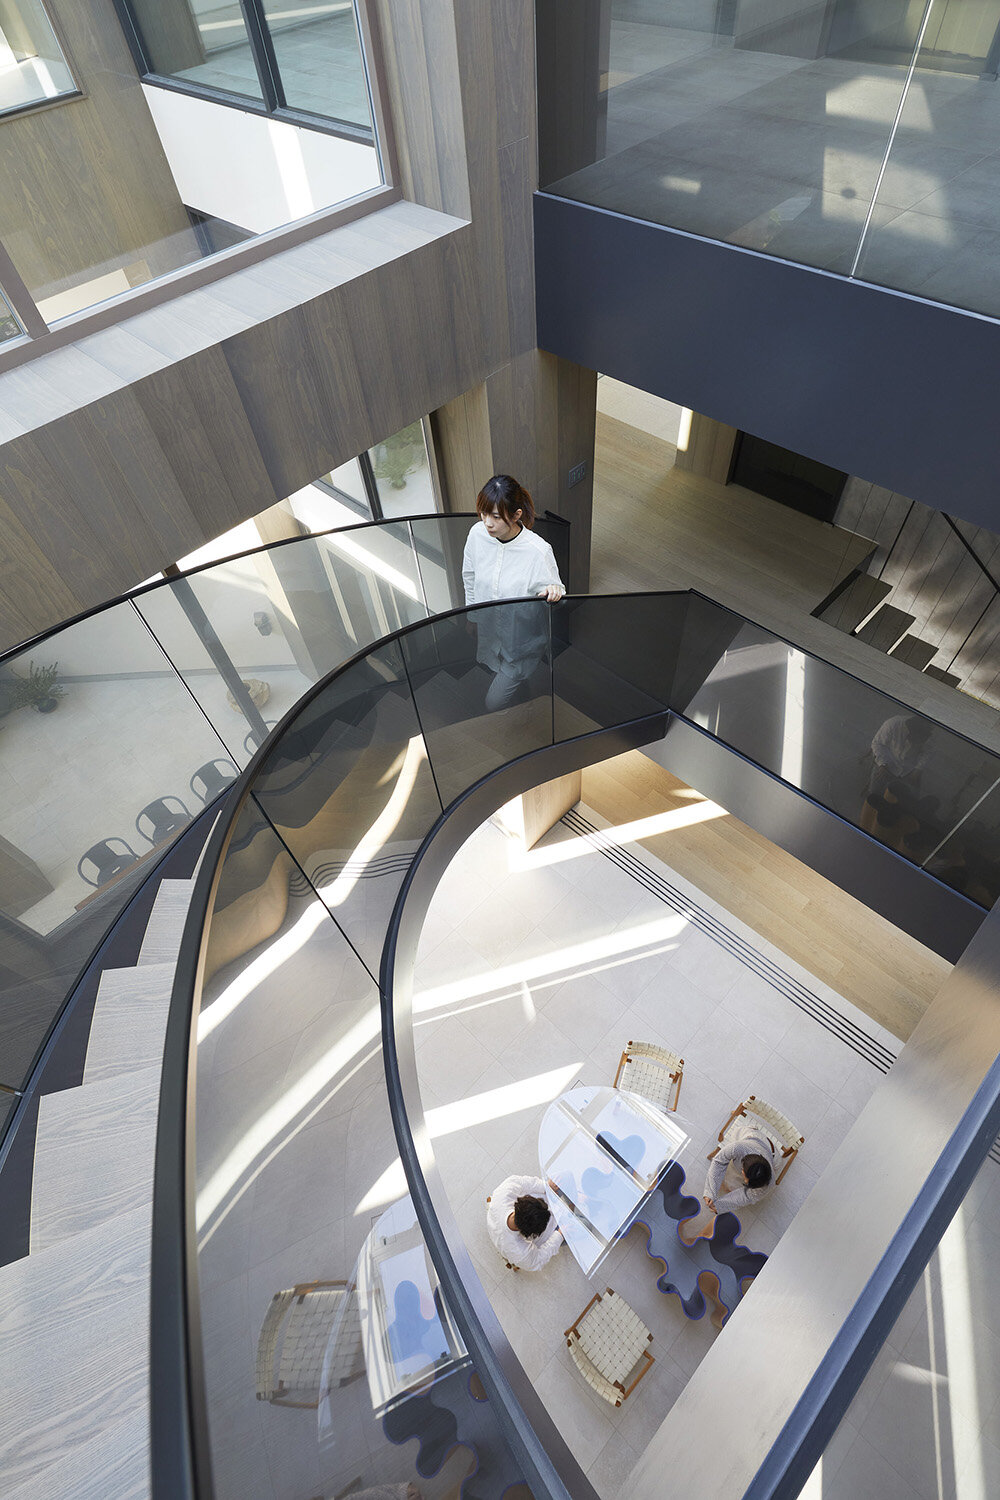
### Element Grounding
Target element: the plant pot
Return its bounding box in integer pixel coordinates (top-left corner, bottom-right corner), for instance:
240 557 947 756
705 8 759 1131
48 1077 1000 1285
227 678 271 713
36 697 59 713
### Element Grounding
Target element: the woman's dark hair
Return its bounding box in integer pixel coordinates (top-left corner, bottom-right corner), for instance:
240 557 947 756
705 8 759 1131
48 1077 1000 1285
743 1155 772 1190
476 474 535 528
512 1194 550 1237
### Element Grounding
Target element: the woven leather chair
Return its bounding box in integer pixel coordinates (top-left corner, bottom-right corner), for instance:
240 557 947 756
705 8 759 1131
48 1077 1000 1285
613 1039 684 1112
564 1288 654 1407
255 1279 363 1407
708 1095 805 1185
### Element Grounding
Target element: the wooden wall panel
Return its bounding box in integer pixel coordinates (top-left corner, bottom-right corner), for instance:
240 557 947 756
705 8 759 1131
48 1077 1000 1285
0 0 199 300
372 0 470 217
431 386 492 511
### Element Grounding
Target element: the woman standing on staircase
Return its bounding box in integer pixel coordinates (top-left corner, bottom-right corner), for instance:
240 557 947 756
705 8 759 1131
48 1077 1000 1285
461 474 565 711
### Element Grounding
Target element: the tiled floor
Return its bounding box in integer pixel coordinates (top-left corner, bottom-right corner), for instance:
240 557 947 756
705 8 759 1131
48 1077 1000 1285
412 798 898 1494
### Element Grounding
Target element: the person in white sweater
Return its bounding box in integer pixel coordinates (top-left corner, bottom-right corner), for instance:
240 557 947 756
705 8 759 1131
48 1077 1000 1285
462 475 565 711
486 1174 563 1270
703 1119 776 1212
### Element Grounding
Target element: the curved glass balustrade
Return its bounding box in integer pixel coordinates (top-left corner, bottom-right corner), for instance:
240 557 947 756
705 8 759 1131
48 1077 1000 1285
169 589 1000 1500
0 514 567 1130
1 541 997 1140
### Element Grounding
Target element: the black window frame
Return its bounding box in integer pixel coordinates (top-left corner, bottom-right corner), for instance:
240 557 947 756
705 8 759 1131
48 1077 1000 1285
111 0 376 146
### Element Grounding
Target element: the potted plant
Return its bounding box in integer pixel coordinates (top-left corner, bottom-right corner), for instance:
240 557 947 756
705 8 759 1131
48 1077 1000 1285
372 422 424 490
11 661 64 714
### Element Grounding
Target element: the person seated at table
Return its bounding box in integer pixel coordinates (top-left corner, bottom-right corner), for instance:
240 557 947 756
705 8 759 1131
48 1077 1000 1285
487 1174 563 1270
703 1120 776 1212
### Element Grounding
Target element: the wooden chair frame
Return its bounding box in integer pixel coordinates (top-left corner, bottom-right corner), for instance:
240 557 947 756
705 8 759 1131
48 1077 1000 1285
613 1039 684 1112
564 1289 655 1406
707 1097 804 1185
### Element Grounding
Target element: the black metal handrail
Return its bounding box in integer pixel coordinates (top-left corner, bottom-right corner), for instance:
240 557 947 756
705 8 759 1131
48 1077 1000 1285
0 510 483 666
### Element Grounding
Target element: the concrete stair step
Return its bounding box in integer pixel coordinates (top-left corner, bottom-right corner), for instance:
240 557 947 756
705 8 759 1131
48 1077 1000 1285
0 1205 150 1494
84 963 174 1084
816 573 891 632
5 1407 149 1500
137 878 194 966
854 604 915 653
30 1066 161 1253
889 634 938 670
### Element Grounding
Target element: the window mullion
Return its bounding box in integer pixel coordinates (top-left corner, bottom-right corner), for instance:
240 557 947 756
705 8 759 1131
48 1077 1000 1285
238 0 285 113
0 242 47 340
358 451 384 521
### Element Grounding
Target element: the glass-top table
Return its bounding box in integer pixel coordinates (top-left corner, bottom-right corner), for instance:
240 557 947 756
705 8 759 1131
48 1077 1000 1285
538 1083 697 1275
353 1194 468 1415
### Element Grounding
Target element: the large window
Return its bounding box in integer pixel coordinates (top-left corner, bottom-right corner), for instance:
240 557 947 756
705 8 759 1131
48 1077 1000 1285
0 0 76 118
119 0 375 139
0 0 386 347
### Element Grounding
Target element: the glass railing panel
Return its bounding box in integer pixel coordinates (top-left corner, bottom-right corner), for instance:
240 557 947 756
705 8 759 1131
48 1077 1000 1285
407 516 469 617
852 23 1000 319
250 642 442 971
800 1156 1000 1499
0 598 233 1091
316 521 431 639
537 0 913 274
195 804 528 1500
683 617 1000 902
399 603 555 807
918 783 1000 912
135 524 429 763
552 592 686 740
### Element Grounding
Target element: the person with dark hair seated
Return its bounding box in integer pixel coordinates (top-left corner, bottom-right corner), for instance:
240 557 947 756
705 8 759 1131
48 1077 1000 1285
703 1120 776 1212
487 1173 563 1270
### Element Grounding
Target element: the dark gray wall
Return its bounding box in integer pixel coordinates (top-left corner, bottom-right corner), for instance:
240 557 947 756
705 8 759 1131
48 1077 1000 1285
534 192 1000 536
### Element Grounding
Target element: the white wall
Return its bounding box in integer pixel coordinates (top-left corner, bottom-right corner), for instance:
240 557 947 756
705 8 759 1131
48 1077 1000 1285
142 85 380 234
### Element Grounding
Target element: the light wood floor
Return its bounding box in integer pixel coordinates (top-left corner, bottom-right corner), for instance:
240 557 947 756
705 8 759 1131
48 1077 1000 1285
590 412 872 614
582 750 951 1042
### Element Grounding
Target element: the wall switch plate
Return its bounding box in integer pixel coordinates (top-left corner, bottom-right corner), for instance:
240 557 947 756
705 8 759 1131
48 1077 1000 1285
568 461 587 488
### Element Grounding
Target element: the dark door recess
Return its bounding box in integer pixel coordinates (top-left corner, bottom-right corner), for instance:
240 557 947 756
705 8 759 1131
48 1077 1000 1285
729 432 848 523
